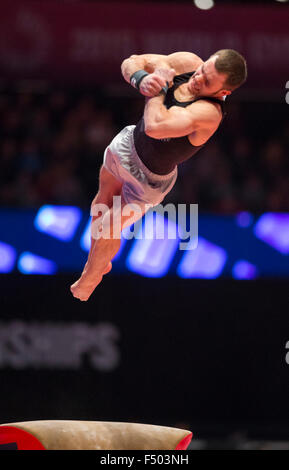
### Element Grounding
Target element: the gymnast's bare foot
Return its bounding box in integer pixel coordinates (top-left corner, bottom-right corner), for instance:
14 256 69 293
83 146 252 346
70 262 112 301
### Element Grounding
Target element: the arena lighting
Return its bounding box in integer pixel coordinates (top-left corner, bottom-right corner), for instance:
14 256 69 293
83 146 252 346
232 260 258 280
126 212 179 277
235 211 254 228
254 213 289 255
18 252 57 275
1 208 289 278
177 237 227 279
34 205 82 241
194 0 215 10
80 217 91 251
0 242 17 273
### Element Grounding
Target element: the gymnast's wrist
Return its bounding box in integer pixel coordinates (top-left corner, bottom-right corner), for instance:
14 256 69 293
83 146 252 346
130 70 149 91
158 81 169 97
130 70 169 96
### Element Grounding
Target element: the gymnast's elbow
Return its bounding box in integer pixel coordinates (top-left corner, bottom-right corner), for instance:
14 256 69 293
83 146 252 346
144 121 169 139
145 109 198 139
145 121 195 140
144 122 158 138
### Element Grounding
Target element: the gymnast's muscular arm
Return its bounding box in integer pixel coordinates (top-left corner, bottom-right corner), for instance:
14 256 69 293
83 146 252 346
121 52 203 97
144 93 222 140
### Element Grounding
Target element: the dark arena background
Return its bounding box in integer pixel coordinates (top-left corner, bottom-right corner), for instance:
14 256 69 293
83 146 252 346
0 0 289 451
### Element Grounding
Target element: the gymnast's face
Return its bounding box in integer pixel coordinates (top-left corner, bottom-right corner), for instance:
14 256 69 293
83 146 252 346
189 55 231 98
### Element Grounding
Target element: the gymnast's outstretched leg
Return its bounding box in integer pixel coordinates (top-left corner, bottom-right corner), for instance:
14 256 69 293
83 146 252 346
70 165 121 301
70 165 141 301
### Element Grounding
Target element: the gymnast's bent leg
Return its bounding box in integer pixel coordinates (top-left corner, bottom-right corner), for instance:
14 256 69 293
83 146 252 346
70 165 143 301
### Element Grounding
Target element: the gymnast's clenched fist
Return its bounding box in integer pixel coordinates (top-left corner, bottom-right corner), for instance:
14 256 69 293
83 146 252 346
139 68 176 97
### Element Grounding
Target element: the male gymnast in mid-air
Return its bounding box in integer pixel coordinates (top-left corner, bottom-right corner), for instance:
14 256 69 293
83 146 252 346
70 49 247 301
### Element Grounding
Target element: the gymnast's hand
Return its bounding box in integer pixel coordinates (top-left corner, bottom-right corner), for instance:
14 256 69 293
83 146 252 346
139 68 176 97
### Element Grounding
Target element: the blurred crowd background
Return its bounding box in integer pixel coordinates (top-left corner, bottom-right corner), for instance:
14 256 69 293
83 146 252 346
0 86 288 213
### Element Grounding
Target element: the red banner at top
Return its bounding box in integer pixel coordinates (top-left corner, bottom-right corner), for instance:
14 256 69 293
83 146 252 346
0 1 288 90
